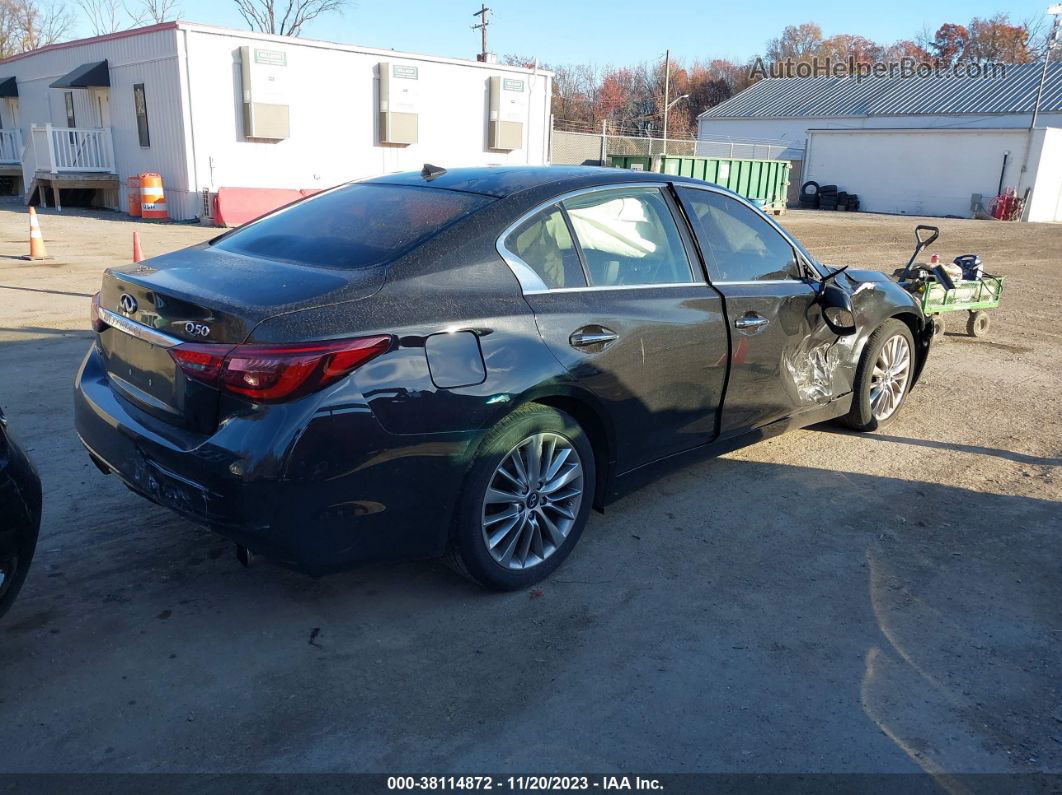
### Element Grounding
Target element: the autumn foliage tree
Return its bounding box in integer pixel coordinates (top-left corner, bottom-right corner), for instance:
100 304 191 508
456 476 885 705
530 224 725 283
517 11 1039 140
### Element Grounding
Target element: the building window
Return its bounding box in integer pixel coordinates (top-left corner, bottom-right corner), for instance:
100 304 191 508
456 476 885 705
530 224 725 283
64 92 75 127
133 83 150 147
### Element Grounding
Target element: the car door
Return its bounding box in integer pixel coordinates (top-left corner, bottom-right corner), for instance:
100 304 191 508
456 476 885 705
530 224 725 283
675 185 845 435
499 184 728 472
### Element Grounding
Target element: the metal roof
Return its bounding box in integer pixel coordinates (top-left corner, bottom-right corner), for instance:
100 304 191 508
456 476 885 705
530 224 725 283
698 63 1062 119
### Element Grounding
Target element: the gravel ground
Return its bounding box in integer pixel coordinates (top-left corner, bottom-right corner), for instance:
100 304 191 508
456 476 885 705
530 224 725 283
0 205 1059 776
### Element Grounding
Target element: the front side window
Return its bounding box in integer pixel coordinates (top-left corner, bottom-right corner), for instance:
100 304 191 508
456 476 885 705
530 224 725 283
562 188 694 287
64 92 75 127
677 187 799 282
133 84 150 147
213 184 492 269
504 206 585 290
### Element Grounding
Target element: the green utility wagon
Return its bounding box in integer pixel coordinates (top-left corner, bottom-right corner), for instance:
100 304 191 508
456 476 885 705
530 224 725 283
893 225 1005 339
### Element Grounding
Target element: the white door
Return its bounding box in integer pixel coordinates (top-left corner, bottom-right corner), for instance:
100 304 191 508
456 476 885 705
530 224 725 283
93 89 111 128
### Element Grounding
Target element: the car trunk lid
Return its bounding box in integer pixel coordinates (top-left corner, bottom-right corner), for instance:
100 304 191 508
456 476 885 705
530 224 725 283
97 245 384 431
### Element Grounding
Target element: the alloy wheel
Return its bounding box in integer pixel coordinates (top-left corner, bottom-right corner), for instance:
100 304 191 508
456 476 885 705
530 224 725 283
870 334 912 421
481 432 584 570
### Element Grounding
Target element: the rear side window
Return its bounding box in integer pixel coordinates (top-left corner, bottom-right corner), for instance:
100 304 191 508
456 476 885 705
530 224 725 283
213 184 492 269
504 206 586 289
562 188 694 287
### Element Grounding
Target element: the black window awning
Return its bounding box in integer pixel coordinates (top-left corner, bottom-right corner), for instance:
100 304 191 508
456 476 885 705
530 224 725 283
50 60 109 89
0 77 17 97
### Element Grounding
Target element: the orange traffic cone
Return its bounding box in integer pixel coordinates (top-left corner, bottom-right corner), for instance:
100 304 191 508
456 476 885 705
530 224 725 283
132 231 144 263
24 207 50 261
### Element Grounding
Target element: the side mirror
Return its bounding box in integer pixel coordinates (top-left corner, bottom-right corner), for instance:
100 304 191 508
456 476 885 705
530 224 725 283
819 282 857 336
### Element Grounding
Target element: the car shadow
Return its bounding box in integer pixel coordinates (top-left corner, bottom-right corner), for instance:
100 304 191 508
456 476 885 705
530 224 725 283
0 333 1058 775
813 425 1062 467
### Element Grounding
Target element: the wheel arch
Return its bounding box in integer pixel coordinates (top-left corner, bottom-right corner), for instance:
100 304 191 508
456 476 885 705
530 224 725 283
888 309 930 387
525 389 615 512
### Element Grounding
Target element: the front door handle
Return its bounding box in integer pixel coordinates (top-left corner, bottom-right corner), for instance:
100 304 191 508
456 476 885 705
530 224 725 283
570 326 618 350
734 313 770 331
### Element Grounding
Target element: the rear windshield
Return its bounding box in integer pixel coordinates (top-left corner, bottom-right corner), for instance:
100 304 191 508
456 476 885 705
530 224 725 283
212 184 492 268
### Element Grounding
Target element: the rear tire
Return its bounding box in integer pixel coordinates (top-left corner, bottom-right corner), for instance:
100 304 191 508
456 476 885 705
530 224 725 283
447 404 595 591
840 319 916 432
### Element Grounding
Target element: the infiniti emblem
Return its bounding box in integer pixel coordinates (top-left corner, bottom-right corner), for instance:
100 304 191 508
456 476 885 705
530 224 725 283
119 293 138 314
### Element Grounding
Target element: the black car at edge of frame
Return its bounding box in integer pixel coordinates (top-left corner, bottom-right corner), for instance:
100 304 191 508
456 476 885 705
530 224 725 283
74 166 932 590
1 405 43 618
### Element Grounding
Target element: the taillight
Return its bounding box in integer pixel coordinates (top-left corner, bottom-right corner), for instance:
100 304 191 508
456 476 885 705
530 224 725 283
90 292 107 333
169 336 392 403
170 343 232 383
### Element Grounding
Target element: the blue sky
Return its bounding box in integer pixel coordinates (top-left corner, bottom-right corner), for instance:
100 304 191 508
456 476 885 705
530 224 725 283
74 0 1051 65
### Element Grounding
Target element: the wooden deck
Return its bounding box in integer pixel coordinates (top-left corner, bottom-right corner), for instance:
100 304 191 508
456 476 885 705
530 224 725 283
28 172 120 211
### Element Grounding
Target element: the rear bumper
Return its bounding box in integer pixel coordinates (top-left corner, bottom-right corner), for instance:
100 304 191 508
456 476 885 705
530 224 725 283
74 345 473 574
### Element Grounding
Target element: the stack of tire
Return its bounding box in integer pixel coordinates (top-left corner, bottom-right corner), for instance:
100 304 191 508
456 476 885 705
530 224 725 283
799 180 820 208
799 181 859 211
817 184 839 210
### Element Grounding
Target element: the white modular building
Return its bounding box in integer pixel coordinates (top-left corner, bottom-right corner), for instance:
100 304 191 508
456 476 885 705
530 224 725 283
697 67 1062 221
0 22 554 221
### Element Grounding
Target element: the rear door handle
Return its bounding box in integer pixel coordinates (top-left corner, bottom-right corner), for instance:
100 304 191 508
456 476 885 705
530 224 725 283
734 314 769 331
570 327 618 350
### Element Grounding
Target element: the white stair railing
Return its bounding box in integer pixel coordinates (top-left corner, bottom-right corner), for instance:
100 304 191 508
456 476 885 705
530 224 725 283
0 129 22 164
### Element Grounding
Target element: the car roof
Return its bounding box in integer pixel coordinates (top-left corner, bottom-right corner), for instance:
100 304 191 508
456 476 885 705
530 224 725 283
364 165 706 199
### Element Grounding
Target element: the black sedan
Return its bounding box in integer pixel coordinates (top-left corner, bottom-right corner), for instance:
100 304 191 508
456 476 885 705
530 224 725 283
1 405 42 618
74 166 931 590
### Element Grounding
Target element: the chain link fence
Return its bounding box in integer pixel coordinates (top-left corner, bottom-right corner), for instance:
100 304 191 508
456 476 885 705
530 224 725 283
551 128 800 166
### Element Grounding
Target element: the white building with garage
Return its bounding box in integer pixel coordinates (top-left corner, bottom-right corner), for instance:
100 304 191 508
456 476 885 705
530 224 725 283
0 22 553 221
697 66 1062 222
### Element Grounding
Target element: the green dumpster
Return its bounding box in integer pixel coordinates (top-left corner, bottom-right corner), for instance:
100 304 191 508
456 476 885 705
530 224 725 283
608 154 791 214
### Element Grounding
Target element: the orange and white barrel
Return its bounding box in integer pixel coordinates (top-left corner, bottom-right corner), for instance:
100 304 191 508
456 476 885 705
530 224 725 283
139 173 167 220
127 176 142 217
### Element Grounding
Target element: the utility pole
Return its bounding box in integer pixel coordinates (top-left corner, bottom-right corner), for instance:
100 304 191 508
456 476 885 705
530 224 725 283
662 49 671 156
472 4 491 62
1031 6 1061 130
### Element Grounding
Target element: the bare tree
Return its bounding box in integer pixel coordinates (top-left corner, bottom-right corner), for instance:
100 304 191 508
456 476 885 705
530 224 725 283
78 0 145 34
0 0 71 56
232 0 349 37
136 0 179 23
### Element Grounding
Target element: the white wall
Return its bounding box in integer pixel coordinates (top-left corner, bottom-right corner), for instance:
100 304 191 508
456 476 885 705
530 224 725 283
698 112 1062 162
178 25 553 220
1026 127 1062 223
803 127 1061 220
0 22 553 220
0 25 190 212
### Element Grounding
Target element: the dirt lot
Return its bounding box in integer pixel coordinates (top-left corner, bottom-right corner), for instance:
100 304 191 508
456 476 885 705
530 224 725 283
0 205 1059 776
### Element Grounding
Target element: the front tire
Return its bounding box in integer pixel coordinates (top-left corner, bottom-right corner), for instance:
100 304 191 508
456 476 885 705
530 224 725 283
967 310 990 337
448 404 595 591
841 319 916 432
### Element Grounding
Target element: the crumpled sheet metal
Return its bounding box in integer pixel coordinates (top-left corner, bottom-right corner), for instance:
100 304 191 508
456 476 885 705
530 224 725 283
784 337 838 404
